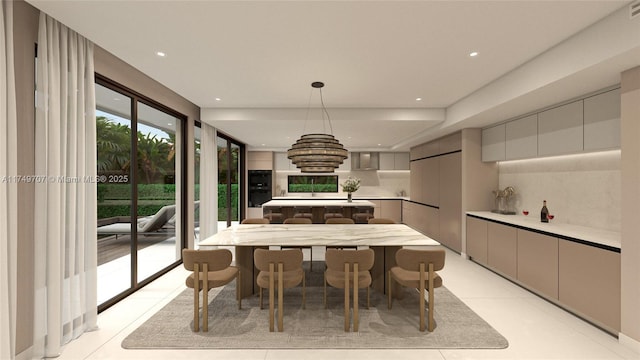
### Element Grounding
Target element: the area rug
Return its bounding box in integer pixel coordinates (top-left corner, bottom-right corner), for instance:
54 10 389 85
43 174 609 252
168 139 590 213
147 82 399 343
122 272 508 349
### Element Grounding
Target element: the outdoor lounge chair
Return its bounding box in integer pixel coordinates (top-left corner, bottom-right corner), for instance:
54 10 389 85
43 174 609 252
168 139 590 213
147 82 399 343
97 204 176 238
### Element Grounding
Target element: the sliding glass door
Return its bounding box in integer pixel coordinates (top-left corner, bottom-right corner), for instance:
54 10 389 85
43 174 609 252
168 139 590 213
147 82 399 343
217 133 244 229
96 77 185 309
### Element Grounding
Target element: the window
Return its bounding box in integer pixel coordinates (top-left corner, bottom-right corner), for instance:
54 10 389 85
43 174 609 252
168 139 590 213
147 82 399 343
288 175 338 193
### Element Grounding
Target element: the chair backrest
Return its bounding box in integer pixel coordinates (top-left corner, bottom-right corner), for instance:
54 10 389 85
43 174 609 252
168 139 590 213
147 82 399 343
283 217 312 224
395 249 445 272
138 204 176 232
182 249 232 272
241 218 270 224
325 249 375 272
254 249 303 272
326 218 355 224
368 218 395 224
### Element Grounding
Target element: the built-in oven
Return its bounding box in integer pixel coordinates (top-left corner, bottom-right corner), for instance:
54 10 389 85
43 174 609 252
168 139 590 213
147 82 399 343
248 170 272 208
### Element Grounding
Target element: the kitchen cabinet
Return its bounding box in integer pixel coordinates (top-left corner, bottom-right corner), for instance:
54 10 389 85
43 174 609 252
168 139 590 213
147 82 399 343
584 88 620 151
402 201 438 240
481 124 506 162
517 230 558 299
423 157 440 207
505 114 538 160
274 152 292 170
466 216 488 265
248 151 273 170
409 160 424 204
559 240 620 333
538 100 583 156
379 152 410 170
439 152 462 252
487 222 517 278
379 199 402 223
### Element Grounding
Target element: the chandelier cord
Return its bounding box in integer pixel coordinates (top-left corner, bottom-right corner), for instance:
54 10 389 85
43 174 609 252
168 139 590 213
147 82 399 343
318 87 334 135
302 87 314 135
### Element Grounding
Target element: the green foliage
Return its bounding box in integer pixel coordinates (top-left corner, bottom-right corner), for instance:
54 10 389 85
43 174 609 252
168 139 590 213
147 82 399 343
289 184 335 192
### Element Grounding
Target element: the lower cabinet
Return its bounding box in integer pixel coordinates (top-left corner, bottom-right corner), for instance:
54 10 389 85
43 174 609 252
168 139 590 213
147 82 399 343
379 200 402 224
402 201 439 240
517 230 558 299
487 222 517 279
559 241 620 333
466 216 488 265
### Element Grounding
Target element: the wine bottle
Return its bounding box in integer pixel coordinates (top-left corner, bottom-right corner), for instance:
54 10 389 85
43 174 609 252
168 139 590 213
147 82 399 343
541 200 549 223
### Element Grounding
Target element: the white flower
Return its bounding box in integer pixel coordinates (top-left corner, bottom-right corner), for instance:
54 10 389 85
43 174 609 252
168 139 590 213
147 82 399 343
341 176 361 193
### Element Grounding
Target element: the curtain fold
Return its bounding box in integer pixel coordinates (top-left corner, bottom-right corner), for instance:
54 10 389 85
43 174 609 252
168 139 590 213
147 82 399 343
33 13 98 358
199 123 218 244
1 1 18 359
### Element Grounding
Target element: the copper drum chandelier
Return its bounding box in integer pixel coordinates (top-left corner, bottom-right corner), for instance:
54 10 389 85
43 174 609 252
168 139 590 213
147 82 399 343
287 82 348 173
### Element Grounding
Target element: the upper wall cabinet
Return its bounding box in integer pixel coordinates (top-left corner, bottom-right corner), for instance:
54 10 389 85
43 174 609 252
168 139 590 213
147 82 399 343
583 88 620 151
274 152 292 170
248 151 273 170
538 100 584 157
481 124 506 162
505 114 538 160
379 152 410 170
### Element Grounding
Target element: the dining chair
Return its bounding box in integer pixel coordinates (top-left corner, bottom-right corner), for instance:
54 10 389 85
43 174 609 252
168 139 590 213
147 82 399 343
263 207 284 223
325 217 355 224
352 206 374 223
182 248 241 332
254 248 306 332
323 206 344 221
388 248 445 332
368 218 396 224
241 218 270 224
282 217 314 270
324 249 375 332
293 206 313 220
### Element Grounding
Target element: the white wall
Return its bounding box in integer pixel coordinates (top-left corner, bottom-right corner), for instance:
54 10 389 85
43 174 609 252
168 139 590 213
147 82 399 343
498 150 621 232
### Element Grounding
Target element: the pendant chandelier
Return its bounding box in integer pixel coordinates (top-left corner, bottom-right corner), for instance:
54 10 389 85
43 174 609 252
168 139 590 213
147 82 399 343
287 82 348 173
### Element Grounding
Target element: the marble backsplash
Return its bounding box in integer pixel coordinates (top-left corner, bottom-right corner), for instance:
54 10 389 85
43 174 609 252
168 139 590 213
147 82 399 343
498 150 621 232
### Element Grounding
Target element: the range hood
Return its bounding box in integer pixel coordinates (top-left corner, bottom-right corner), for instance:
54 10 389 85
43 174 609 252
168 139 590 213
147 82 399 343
350 152 380 170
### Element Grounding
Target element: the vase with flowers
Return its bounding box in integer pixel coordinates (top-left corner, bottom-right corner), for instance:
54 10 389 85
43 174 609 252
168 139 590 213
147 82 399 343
341 176 361 202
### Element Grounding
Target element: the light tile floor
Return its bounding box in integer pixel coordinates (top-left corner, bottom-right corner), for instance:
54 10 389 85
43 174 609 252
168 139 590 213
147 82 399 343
60 246 639 360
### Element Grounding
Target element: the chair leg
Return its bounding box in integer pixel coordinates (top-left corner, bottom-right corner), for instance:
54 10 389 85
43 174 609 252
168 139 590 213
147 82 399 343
428 263 435 332
203 263 209 332
323 273 327 309
193 263 200 332
387 270 392 310
419 263 425 332
344 263 350 332
353 263 359 332
237 270 242 310
278 262 284 332
367 286 370 310
302 272 306 309
269 263 275 332
259 287 263 310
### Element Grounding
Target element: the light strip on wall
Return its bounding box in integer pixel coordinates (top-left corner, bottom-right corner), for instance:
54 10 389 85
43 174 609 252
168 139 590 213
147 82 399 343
497 149 620 166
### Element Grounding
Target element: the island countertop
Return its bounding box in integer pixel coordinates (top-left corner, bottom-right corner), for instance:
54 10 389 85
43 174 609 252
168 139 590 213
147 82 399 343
262 199 376 207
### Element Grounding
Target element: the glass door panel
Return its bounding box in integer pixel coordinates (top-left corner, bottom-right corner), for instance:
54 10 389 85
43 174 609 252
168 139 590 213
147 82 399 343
95 83 133 305
136 101 180 282
231 143 241 226
194 125 201 244
217 137 229 230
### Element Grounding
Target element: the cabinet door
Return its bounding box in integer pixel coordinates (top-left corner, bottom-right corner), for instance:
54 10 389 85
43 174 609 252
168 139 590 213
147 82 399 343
379 153 395 170
517 230 558 299
559 241 620 332
584 88 620 151
487 222 517 278
439 152 461 252
482 124 506 162
409 160 423 203
394 152 410 170
274 152 291 170
538 100 583 156
505 114 538 160
466 216 488 265
423 206 440 241
423 157 439 207
380 200 402 223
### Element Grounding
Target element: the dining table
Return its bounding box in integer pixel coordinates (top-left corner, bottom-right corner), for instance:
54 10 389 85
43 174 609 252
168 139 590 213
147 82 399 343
198 223 441 298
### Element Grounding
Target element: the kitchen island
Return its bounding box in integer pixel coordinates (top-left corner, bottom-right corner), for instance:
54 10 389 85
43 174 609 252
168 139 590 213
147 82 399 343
262 199 376 223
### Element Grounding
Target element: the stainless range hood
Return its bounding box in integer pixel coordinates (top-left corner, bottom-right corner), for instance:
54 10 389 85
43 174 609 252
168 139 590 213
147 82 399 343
350 152 380 170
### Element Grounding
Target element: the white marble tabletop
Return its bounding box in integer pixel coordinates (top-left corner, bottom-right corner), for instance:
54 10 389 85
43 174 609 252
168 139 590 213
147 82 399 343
262 199 376 208
199 224 440 247
467 211 621 250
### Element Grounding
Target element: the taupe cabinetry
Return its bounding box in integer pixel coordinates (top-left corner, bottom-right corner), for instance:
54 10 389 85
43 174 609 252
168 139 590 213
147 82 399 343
517 230 558 299
379 152 410 170
505 114 538 160
487 222 517 278
583 88 620 151
481 124 505 162
559 241 620 332
274 152 292 170
439 152 462 252
538 100 584 156
248 151 273 170
402 201 438 240
379 199 402 224
466 216 488 265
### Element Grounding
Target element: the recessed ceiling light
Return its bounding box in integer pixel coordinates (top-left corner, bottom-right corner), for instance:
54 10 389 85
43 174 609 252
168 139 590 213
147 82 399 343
261 143 266 146
416 97 422 101
377 143 382 146
167 123 172 126
469 51 479 57
156 51 166 57
215 98 221 101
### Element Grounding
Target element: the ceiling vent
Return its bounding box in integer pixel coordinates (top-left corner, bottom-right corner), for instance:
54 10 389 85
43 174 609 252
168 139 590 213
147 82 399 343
631 0 640 19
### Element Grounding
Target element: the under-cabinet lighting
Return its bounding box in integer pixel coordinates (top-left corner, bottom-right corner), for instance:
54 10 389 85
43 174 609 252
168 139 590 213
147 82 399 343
497 149 620 166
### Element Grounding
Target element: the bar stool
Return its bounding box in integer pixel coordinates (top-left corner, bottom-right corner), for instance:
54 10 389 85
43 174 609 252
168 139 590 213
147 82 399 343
352 206 374 224
323 206 344 221
293 206 313 221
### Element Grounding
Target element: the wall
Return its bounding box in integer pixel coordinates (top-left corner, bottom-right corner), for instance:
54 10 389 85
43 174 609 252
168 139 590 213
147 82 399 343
498 150 621 232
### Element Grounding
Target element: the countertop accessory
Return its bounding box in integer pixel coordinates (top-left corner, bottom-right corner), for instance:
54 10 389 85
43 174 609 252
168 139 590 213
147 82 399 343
491 186 516 215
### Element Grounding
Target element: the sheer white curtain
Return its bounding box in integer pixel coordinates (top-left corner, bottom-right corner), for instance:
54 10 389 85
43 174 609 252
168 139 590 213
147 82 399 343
199 123 218 244
1 1 18 359
33 13 98 358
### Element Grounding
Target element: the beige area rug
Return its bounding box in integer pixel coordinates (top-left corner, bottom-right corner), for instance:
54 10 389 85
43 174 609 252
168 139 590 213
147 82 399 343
122 270 508 349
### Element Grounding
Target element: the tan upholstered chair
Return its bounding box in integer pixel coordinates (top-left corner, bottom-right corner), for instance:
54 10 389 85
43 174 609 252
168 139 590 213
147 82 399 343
282 217 314 269
323 206 344 221
182 249 241 332
263 207 284 223
254 249 306 332
388 248 445 332
325 217 355 224
241 218 270 224
293 206 313 220
324 249 375 332
352 206 374 223
368 218 395 224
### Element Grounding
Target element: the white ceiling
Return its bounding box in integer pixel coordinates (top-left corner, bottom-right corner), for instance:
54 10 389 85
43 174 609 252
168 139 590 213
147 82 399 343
26 0 638 151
